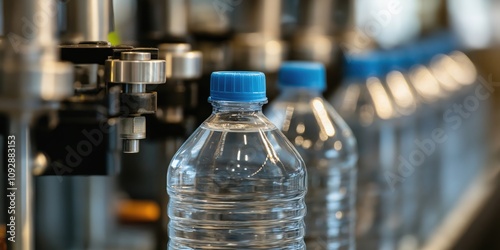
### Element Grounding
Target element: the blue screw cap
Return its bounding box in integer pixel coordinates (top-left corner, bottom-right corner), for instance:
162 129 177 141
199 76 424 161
209 71 267 102
278 61 326 91
384 48 409 73
343 52 386 80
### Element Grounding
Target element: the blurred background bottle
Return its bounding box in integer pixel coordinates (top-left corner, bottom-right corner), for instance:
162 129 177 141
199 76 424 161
329 31 491 249
330 52 401 250
266 62 358 250
167 71 307 249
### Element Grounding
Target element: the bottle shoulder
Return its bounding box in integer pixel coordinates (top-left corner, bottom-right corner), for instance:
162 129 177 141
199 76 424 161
168 123 306 180
266 97 358 159
331 82 400 124
202 111 278 132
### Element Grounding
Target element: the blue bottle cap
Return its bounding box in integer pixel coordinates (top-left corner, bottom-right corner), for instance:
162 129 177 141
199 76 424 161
343 51 385 81
278 61 326 91
385 48 409 73
382 49 396 72
209 71 267 102
400 44 419 70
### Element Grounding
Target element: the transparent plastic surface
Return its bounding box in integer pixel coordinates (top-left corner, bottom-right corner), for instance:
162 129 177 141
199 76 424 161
167 101 307 250
405 63 446 243
449 51 489 178
430 51 490 215
330 77 400 250
384 70 420 249
326 42 487 249
266 89 358 250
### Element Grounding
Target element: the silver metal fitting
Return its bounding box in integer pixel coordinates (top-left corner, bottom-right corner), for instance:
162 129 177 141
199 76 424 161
120 116 146 139
158 43 203 80
106 51 166 153
120 116 146 153
105 52 166 84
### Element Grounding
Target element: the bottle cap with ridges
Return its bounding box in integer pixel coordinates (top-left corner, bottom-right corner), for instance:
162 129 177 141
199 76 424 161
209 71 267 102
278 61 326 91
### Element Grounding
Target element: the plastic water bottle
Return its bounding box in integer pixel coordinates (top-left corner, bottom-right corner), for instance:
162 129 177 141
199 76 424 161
446 50 489 177
426 34 488 213
167 71 308 249
330 53 400 250
422 38 466 216
266 62 358 250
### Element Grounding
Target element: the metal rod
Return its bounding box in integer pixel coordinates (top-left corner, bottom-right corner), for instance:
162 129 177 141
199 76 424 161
7 113 34 250
123 139 140 153
124 84 146 93
2 1 68 249
81 0 113 41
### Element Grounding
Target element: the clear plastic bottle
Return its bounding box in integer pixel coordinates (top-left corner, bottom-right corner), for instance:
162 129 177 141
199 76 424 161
265 62 358 250
330 53 400 250
446 50 489 178
167 71 308 250
424 37 468 215
427 33 489 213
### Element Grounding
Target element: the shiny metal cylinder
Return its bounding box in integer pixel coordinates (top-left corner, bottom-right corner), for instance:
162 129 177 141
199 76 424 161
63 0 113 43
3 0 58 61
0 60 75 102
123 139 140 154
7 114 35 250
235 0 282 38
124 84 146 93
1 0 74 103
105 53 166 84
121 52 151 61
107 51 166 153
120 117 146 140
120 116 146 154
158 43 203 80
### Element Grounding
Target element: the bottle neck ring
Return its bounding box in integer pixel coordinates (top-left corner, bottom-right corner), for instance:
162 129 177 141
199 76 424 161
210 100 266 113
